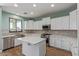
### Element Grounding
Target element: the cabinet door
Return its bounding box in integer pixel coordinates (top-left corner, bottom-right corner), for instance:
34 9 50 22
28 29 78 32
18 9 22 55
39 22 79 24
61 39 70 51
71 47 78 56
56 16 69 29
77 12 79 29
38 21 42 30
70 10 77 29
34 21 38 30
51 18 56 29
26 20 34 30
42 17 50 25
49 35 55 46
61 39 67 50
56 39 62 48
77 3 79 10
10 37 14 48
3 38 8 50
34 20 42 30
51 16 69 30
24 21 27 30
14 38 22 46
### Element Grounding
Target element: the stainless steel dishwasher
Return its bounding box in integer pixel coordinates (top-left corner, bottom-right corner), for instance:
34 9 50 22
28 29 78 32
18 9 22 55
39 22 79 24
3 37 15 50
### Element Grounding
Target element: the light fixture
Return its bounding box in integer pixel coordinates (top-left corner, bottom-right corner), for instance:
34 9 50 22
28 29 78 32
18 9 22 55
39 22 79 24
51 4 54 7
33 4 37 7
31 12 34 15
14 4 18 7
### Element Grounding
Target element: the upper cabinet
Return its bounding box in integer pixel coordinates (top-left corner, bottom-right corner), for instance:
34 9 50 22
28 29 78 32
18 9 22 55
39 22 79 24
34 20 42 30
77 3 79 11
42 17 51 25
24 9 78 30
69 10 77 30
51 9 77 30
51 16 69 30
23 21 27 30
24 20 42 30
26 20 34 30
77 11 79 29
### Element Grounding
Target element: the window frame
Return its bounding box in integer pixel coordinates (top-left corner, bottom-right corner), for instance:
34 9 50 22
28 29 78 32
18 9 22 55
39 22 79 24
9 18 22 32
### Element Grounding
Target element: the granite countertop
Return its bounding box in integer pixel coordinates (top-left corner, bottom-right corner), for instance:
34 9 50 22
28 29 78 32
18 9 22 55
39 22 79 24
2 33 15 38
17 37 46 45
2 35 15 38
2 32 26 38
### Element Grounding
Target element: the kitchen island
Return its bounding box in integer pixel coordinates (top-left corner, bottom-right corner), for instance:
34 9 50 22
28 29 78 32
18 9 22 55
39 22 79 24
18 36 46 56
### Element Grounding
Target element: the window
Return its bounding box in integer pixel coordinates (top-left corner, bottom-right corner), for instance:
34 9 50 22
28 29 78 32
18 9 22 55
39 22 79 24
9 18 22 32
16 20 22 31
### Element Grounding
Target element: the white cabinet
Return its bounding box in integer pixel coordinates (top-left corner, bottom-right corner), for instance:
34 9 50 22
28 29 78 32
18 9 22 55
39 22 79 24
14 38 22 46
38 21 42 30
42 17 50 25
49 35 62 49
70 10 77 29
54 38 61 48
51 18 56 29
70 40 78 56
71 47 78 56
34 20 42 30
34 21 38 30
77 11 79 29
61 39 70 51
51 16 69 30
22 38 46 56
23 21 27 30
49 35 55 46
49 35 71 51
77 3 79 10
26 20 42 30
3 37 14 50
26 20 34 30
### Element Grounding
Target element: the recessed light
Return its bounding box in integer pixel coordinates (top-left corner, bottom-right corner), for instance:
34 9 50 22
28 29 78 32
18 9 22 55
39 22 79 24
14 4 18 7
33 4 36 7
31 12 34 15
51 4 54 7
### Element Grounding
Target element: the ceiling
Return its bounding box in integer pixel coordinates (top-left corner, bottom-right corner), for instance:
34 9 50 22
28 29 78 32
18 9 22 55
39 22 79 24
0 3 76 18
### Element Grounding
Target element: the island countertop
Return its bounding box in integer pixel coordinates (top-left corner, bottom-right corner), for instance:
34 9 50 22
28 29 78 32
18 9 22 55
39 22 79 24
17 37 46 45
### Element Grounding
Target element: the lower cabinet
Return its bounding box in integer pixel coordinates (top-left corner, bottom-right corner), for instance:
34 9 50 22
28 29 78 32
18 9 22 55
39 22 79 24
3 37 15 50
71 47 78 56
49 35 78 56
55 39 62 49
61 39 70 51
14 38 22 46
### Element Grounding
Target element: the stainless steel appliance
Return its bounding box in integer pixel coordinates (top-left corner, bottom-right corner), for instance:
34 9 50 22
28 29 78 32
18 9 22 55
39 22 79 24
42 25 51 30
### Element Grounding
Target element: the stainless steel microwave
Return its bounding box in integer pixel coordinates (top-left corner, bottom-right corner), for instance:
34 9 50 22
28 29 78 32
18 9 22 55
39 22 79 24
42 25 51 30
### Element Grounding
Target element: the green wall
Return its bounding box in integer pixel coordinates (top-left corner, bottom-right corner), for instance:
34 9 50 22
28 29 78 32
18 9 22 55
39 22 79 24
2 11 26 33
0 7 3 50
34 3 77 20
0 7 2 31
